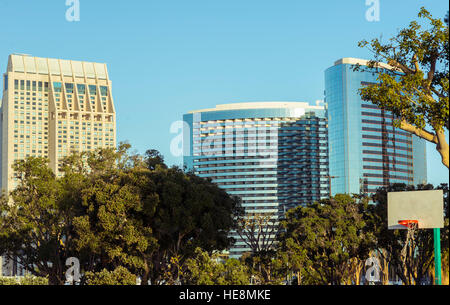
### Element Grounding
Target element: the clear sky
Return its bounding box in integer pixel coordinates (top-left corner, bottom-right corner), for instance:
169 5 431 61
0 0 448 185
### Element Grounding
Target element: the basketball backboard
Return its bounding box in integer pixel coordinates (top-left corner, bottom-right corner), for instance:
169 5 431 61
387 190 444 230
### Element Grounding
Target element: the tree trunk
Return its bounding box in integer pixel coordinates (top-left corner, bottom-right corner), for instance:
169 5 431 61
435 128 449 169
399 121 449 169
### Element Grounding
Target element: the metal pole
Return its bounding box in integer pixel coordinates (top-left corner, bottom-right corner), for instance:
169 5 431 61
433 228 441 285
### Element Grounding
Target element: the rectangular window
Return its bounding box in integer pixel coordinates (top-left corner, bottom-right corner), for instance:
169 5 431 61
15 79 19 90
32 81 36 91
100 86 108 96
26 80 31 91
44 82 49 92
53 82 62 93
65 83 74 93
89 85 97 95
20 80 25 90
77 84 86 94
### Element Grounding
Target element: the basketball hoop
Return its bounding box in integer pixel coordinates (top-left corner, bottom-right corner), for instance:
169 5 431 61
398 219 419 229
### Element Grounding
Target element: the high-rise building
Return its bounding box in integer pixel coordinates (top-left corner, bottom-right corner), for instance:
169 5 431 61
183 102 329 258
1 54 117 192
0 54 117 275
325 58 427 196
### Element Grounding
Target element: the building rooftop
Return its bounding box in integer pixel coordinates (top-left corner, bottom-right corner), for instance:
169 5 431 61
188 101 325 114
333 57 397 70
7 54 109 80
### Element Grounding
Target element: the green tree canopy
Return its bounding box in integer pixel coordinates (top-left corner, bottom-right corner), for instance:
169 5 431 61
279 194 373 285
141 162 242 284
357 7 449 168
0 144 240 285
0 157 78 285
183 247 250 285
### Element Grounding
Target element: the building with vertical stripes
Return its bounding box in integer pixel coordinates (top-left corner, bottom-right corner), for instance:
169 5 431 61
183 102 329 258
0 54 116 275
325 58 427 196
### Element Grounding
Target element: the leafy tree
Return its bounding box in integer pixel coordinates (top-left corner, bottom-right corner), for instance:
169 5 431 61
235 211 280 283
357 7 449 168
183 247 250 285
236 212 278 254
144 149 167 171
275 237 307 285
0 145 241 286
279 195 372 285
0 157 78 285
84 266 137 285
141 163 242 284
0 274 48 285
64 146 158 281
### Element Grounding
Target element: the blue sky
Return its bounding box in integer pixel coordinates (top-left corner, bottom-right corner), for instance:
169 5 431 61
0 0 448 185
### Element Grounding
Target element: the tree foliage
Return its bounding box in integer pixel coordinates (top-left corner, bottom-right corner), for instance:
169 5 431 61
0 274 49 285
279 195 373 285
84 266 137 285
0 144 240 285
0 157 78 285
357 7 449 168
183 248 250 285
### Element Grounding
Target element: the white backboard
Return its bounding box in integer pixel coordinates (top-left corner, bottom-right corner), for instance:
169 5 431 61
387 190 444 230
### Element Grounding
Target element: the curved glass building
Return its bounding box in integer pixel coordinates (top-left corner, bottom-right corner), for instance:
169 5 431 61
183 102 329 258
325 58 427 196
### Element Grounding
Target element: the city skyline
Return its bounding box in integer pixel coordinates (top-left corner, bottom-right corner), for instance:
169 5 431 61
0 0 448 186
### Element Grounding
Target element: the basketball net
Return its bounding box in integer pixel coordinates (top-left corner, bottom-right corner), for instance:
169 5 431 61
400 222 418 264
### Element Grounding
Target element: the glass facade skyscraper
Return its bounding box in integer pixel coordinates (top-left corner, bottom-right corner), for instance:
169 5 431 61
183 102 329 258
325 58 427 196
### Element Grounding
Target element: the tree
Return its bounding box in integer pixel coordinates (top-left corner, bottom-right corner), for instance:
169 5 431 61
84 266 137 285
144 149 167 171
279 195 372 285
183 247 250 285
64 145 158 281
0 145 241 285
141 164 242 284
0 157 78 285
236 212 278 254
235 211 280 283
357 7 449 168
276 236 307 285
0 274 48 285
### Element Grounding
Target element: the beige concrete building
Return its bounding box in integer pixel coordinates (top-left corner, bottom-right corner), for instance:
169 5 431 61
0 54 117 276
1 54 116 192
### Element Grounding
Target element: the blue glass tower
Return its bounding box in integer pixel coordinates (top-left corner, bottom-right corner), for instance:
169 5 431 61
325 58 427 196
183 102 328 258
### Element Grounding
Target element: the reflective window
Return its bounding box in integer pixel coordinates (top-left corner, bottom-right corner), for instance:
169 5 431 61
53 82 62 93
65 83 74 93
88 85 97 95
100 86 108 96
77 84 86 94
